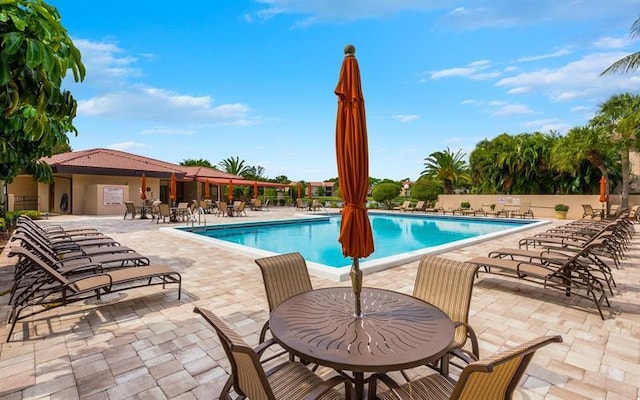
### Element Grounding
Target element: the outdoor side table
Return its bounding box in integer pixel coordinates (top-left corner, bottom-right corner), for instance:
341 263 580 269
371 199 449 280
269 287 455 399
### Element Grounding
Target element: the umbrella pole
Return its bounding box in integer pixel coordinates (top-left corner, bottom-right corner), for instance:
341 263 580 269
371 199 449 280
350 257 363 317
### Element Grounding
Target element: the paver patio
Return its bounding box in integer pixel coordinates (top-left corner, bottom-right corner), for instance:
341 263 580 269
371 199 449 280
0 208 638 399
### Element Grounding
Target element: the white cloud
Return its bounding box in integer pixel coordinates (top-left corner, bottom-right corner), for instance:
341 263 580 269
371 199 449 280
515 48 571 63
592 36 629 49
507 87 530 94
520 119 570 133
460 99 480 105
109 141 148 151
430 60 497 80
72 39 143 86
492 104 534 116
392 114 420 123
496 52 640 102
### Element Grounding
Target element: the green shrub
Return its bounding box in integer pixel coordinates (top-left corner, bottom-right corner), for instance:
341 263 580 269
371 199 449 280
554 204 569 212
460 201 471 209
372 183 401 209
19 210 41 219
0 217 5 231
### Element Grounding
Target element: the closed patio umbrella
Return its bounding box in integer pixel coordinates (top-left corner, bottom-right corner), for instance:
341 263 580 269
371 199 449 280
297 183 302 199
140 173 147 201
599 176 608 216
227 179 233 201
308 182 312 202
335 44 374 317
204 180 210 199
253 181 258 199
169 173 177 203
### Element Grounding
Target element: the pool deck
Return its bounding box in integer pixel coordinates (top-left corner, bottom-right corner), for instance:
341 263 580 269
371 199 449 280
0 208 638 399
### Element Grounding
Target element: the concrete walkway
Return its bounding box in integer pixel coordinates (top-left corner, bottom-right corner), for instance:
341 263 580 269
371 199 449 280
0 208 638 399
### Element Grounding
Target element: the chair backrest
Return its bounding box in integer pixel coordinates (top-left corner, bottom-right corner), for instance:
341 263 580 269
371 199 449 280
609 204 620 217
414 201 425 210
158 203 170 217
450 335 562 400
518 202 531 212
583 204 594 213
254 199 262 207
177 202 188 210
255 252 313 312
218 201 228 212
193 307 275 400
296 198 305 207
401 200 411 208
413 256 479 347
125 201 136 213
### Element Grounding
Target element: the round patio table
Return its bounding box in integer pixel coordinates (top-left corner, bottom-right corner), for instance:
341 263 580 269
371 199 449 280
269 287 454 399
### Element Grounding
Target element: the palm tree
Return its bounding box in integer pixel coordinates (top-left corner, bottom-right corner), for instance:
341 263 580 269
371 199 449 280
601 16 640 75
218 156 251 176
590 93 640 210
421 148 471 194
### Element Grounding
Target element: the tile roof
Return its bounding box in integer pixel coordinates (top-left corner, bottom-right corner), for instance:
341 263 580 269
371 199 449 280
43 148 186 176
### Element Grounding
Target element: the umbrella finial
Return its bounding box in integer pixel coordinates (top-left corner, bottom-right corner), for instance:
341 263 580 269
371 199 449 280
344 44 355 57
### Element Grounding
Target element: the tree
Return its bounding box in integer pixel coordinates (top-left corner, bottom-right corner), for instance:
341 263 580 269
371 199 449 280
218 156 251 176
590 93 640 210
270 175 291 184
371 182 401 209
551 125 619 196
421 148 471 194
601 16 640 75
180 158 215 168
243 165 267 181
0 0 85 183
410 177 442 201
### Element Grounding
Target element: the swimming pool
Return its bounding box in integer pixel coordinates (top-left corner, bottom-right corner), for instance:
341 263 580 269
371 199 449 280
166 213 548 281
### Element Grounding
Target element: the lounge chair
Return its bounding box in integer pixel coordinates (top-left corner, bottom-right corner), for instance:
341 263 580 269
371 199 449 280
423 202 442 214
410 256 480 376
17 215 100 238
6 254 182 341
485 203 507 218
392 200 411 212
467 245 611 319
406 200 425 212
373 335 562 400
252 198 263 211
193 307 352 400
582 204 603 219
607 204 620 218
255 252 313 345
510 201 534 218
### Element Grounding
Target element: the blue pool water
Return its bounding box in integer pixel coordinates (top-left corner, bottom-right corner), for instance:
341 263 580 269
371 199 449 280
190 214 534 269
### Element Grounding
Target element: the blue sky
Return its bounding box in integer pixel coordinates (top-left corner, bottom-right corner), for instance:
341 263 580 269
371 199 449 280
55 0 640 182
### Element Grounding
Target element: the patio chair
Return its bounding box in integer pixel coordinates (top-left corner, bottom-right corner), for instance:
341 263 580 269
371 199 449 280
252 198 263 211
176 202 189 221
193 307 352 400
255 252 313 344
17 215 100 238
410 256 480 376
6 254 181 341
373 335 562 400
296 198 308 210
423 202 442 214
485 203 507 218
217 201 229 217
582 204 602 219
263 198 271 210
406 200 425 212
123 201 138 220
234 201 247 216
393 200 411 212
607 204 620 218
510 202 534 218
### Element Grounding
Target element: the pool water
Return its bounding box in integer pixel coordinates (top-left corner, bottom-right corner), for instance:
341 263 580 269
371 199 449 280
192 214 534 269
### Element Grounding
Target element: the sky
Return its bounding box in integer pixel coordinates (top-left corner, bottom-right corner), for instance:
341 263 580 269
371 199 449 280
53 0 640 182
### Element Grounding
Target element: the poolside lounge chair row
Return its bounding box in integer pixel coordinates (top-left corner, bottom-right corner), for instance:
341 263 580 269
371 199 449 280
392 201 535 218
465 215 633 320
4 216 182 341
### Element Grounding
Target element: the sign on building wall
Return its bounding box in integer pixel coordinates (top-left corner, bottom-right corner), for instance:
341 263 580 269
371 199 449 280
103 187 124 205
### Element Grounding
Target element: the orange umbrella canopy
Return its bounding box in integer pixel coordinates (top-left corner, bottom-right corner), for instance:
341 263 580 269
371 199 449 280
253 181 258 199
227 179 234 201
599 176 607 203
204 180 210 199
335 45 374 260
169 173 177 202
140 174 147 200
